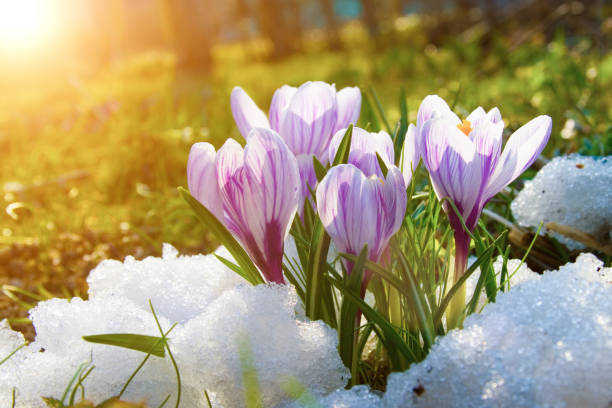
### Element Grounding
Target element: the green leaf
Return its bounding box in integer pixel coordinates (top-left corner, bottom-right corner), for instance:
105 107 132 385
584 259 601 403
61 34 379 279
82 334 166 358
433 231 508 327
179 187 264 286
369 86 392 134
375 152 389 178
305 220 332 323
331 125 353 166
312 156 327 182
338 245 367 384
329 276 417 368
394 87 408 163
0 342 25 367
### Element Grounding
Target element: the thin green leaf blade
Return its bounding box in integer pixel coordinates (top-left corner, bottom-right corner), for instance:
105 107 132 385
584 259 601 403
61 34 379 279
179 187 264 286
82 334 166 358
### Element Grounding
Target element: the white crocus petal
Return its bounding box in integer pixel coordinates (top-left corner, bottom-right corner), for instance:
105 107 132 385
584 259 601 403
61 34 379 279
230 87 271 139
279 81 338 161
469 119 504 198
243 128 300 242
334 86 362 133
296 153 318 217
269 85 297 132
380 166 407 252
484 115 552 201
399 123 419 187
486 107 503 124
328 127 394 178
421 117 483 223
187 142 224 221
466 106 487 127
417 94 461 129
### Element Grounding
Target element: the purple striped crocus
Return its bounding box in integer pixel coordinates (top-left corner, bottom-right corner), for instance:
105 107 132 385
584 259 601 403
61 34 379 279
316 164 407 294
231 82 361 215
418 95 552 279
328 127 395 179
187 128 300 284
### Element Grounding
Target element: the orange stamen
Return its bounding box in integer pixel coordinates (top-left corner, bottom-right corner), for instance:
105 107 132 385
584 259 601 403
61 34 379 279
457 119 472 136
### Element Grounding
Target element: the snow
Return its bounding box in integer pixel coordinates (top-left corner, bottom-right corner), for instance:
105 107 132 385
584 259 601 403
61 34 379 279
0 245 348 407
512 154 612 250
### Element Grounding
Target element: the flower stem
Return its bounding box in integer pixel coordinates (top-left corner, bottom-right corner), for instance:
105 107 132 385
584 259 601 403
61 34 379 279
446 230 470 329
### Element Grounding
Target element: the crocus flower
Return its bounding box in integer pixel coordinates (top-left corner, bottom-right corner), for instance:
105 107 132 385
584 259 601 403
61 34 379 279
231 82 361 214
187 128 300 284
328 127 395 179
418 95 552 278
399 123 419 186
316 164 407 294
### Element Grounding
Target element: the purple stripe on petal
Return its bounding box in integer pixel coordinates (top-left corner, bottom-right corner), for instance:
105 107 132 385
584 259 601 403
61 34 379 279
279 81 338 160
486 107 502 124
216 128 299 283
316 164 406 269
187 142 224 221
328 127 394 178
269 85 297 132
421 117 483 228
230 87 271 139
296 154 318 218
484 115 552 201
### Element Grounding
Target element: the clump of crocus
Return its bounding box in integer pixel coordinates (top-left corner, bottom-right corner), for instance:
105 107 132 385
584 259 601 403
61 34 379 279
417 95 551 286
187 128 300 284
231 82 361 215
316 157 407 295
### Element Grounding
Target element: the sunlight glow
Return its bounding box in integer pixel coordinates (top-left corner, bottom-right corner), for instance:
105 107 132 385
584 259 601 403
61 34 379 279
0 0 54 51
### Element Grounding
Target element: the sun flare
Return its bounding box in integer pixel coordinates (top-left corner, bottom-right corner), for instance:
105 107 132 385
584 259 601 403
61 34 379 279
0 0 53 50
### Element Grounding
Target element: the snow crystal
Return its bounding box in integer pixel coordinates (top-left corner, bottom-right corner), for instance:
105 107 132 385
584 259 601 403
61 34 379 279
0 245 348 407
383 253 612 408
283 385 382 408
512 154 612 250
0 319 24 357
173 283 349 407
87 243 246 323
465 257 539 311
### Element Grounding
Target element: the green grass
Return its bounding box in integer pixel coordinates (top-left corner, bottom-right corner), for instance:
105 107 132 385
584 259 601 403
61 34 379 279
0 21 610 327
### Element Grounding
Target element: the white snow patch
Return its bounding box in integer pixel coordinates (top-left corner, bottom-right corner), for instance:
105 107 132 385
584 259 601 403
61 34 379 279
512 154 612 250
0 245 348 408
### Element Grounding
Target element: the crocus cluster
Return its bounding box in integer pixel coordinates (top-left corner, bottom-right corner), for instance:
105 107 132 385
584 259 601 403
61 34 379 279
231 82 361 215
187 84 551 302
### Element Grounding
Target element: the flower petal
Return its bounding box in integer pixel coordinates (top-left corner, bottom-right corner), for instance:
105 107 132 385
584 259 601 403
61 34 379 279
484 115 552 200
269 85 297 132
421 117 483 226
296 154 318 218
466 106 486 127
187 142 224 221
417 95 460 129
399 123 419 187
232 128 300 282
279 81 338 161
487 107 502 124
230 87 270 139
316 164 406 263
328 127 394 178
334 86 362 133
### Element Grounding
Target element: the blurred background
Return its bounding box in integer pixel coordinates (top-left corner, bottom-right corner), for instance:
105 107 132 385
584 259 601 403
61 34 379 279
0 0 610 336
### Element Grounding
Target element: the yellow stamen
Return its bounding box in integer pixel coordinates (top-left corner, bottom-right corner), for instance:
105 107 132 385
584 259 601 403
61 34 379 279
457 119 472 136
